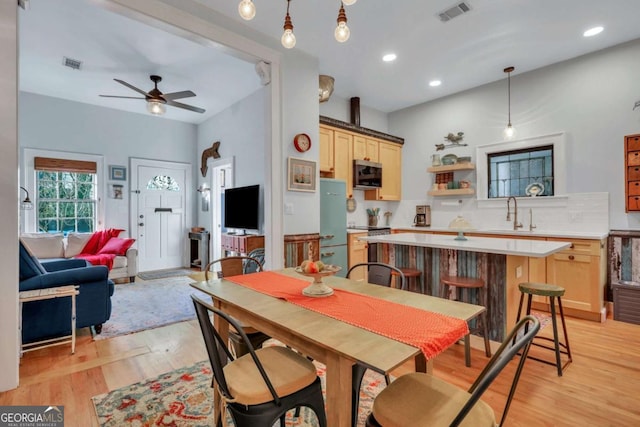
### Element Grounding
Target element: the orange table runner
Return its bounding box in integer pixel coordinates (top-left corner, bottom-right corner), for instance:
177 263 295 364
225 271 469 360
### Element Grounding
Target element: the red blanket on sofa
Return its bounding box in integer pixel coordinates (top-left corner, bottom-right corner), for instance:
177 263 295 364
75 229 123 270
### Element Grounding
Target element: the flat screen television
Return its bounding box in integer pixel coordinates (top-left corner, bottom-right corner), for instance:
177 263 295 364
223 184 260 233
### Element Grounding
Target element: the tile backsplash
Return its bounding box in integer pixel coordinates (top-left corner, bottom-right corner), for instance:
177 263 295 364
354 192 609 233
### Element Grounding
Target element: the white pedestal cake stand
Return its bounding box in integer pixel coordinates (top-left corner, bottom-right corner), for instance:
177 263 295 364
295 265 341 297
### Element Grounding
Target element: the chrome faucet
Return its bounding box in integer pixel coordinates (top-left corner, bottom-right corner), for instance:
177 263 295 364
529 208 537 232
506 196 523 230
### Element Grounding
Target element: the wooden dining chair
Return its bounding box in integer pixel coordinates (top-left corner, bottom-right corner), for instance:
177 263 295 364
192 295 327 427
204 256 270 357
365 315 540 427
346 262 406 427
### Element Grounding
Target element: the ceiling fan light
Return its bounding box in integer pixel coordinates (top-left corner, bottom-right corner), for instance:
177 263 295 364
147 100 166 116
238 0 256 20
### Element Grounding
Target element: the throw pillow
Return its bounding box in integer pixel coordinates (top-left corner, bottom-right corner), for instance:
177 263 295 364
65 232 93 258
20 233 65 259
97 237 135 256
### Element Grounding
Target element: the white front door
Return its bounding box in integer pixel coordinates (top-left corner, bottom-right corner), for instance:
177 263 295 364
130 158 191 272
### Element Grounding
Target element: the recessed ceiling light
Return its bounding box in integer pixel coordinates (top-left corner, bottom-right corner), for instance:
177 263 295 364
382 53 397 62
429 80 442 87
583 26 603 37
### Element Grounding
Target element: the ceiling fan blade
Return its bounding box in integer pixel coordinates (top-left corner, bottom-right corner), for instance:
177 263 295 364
99 95 146 99
114 79 151 97
162 90 196 101
166 100 205 114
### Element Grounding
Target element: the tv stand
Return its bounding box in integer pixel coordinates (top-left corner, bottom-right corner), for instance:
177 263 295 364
222 233 264 256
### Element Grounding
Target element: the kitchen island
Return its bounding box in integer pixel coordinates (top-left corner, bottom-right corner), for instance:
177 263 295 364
358 233 571 341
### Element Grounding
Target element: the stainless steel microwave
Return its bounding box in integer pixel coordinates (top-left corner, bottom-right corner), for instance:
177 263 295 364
353 159 382 189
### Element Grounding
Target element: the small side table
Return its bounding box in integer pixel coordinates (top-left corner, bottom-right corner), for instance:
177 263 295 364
19 285 80 355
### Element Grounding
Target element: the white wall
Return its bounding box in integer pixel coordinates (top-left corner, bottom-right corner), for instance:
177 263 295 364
19 92 197 233
196 88 267 232
281 51 321 235
389 39 640 231
0 0 19 392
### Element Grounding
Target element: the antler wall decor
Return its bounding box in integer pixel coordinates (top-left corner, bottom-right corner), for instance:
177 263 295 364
200 141 221 177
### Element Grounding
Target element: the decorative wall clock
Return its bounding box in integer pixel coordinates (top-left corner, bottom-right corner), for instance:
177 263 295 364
294 133 312 152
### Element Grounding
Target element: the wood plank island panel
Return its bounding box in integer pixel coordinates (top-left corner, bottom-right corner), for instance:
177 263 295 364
284 233 320 267
379 245 508 341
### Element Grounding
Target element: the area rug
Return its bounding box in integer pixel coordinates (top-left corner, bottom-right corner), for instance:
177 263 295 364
137 268 198 281
95 276 206 340
92 359 384 427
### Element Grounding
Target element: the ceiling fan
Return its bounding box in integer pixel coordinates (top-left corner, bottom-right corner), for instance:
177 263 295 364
100 75 205 115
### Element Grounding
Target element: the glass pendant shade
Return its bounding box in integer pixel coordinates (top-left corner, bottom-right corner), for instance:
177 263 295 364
503 123 516 140
281 29 296 48
342 0 357 5
335 22 350 42
146 100 166 115
238 0 256 20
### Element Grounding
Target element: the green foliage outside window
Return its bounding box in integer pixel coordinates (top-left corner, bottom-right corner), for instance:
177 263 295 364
37 170 97 233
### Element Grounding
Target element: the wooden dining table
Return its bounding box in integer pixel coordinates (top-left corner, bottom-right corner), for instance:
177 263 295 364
190 268 485 427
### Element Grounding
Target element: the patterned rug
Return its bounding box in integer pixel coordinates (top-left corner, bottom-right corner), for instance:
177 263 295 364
92 359 385 426
96 276 207 340
137 268 198 281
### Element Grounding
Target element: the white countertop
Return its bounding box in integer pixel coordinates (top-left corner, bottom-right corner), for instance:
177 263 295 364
358 232 571 257
391 226 609 240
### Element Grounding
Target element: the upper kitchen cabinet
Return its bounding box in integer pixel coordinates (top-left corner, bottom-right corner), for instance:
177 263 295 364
353 135 379 162
319 126 334 173
320 124 354 197
365 141 402 201
319 116 404 201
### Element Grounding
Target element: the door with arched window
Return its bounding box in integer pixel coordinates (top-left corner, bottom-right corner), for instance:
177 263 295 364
130 158 191 272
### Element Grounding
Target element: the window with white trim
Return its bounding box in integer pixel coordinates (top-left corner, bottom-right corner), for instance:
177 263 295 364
35 157 97 233
488 145 554 198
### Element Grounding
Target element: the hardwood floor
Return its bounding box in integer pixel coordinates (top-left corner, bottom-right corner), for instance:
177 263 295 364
1 313 639 426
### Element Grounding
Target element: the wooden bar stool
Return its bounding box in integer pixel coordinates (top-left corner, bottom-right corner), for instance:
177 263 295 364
516 282 572 376
440 275 492 367
391 267 423 293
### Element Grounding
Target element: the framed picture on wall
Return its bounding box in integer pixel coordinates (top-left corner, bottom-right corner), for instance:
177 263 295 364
109 165 127 181
287 157 316 192
110 184 124 199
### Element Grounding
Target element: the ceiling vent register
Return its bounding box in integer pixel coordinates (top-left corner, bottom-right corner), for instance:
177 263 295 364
63 57 82 70
438 2 472 22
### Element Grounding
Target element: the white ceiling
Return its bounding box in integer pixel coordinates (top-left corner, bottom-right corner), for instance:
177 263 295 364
19 0 640 124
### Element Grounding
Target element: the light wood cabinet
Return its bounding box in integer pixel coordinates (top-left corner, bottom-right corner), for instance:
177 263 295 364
319 126 334 173
353 135 379 162
625 134 640 212
319 119 403 202
365 141 402 201
347 232 368 282
333 130 353 197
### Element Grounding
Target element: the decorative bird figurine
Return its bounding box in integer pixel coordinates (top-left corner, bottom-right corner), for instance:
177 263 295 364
436 132 467 151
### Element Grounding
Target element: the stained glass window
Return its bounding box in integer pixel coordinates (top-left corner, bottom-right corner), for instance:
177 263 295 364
488 145 553 198
147 175 180 191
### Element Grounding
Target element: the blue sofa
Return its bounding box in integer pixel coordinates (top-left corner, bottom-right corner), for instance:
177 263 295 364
19 240 115 344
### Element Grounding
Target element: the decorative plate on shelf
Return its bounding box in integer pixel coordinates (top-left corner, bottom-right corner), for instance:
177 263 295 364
441 154 458 165
525 182 545 197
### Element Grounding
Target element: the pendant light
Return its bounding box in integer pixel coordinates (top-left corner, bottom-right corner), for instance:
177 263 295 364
503 66 516 140
281 0 296 49
239 0 357 46
335 3 350 43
